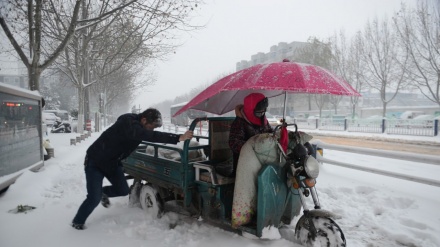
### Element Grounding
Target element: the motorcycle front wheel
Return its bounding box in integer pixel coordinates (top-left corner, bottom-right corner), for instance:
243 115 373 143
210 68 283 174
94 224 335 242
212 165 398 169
295 216 346 247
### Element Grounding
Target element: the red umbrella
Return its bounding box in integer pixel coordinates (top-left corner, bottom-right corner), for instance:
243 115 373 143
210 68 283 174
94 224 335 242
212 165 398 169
174 60 361 116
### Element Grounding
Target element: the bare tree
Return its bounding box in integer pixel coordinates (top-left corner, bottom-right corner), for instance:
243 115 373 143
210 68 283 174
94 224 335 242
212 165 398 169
347 32 367 118
48 1 136 131
294 37 333 112
48 0 202 132
330 30 365 118
0 0 81 91
314 94 329 118
0 0 139 91
361 17 409 117
394 1 440 108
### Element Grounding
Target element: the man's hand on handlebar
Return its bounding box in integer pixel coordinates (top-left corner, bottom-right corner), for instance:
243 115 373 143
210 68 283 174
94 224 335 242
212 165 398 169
179 131 193 142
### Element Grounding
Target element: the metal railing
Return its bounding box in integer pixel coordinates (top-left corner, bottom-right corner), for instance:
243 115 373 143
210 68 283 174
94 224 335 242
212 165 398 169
294 118 439 136
313 141 440 187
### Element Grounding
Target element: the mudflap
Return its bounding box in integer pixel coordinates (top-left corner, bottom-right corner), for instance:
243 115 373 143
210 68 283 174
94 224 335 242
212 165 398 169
278 225 297 243
256 163 302 238
197 182 235 221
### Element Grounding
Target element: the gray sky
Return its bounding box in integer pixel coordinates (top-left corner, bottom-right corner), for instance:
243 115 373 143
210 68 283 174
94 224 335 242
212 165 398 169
134 0 411 109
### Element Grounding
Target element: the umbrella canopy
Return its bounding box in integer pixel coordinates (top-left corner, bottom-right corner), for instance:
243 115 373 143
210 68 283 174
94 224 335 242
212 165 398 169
174 61 361 116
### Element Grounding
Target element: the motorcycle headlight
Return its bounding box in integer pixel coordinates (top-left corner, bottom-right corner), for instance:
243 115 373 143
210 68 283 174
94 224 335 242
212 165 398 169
304 156 319 179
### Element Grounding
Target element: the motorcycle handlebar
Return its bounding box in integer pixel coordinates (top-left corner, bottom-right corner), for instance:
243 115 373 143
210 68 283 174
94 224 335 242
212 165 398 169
273 123 297 135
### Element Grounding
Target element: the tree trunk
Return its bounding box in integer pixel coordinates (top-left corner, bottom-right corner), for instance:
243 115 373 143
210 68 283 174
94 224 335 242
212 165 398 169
350 96 359 118
77 87 85 134
28 66 41 91
308 95 312 111
382 102 387 118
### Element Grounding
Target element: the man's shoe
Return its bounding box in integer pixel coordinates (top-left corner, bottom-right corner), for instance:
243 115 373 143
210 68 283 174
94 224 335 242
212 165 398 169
101 193 110 208
71 223 85 230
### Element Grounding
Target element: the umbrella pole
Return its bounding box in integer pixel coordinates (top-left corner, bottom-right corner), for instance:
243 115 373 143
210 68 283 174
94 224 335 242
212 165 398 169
282 91 287 120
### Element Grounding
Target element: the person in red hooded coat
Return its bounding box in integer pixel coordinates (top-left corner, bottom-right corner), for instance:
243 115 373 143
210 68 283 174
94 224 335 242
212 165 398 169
228 93 273 177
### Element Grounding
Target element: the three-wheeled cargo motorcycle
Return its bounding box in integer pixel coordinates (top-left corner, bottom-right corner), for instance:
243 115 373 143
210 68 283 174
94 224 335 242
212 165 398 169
122 117 346 246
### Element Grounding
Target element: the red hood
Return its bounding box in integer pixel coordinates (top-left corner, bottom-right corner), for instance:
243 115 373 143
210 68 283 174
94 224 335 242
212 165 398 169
243 93 267 126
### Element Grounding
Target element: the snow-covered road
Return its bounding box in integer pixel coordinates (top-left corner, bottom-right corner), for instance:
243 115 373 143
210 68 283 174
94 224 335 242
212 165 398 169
1 131 439 247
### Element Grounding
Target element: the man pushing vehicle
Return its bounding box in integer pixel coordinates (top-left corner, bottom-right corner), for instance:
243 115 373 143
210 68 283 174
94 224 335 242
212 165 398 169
71 108 193 230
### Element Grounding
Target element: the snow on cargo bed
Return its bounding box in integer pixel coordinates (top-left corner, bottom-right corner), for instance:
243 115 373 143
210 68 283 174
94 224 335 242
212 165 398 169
142 140 207 162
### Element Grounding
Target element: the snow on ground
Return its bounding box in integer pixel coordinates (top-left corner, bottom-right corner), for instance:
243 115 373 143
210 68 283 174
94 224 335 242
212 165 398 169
0 129 439 247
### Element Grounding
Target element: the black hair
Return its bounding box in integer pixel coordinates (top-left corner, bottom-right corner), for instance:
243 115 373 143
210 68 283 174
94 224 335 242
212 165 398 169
140 108 162 124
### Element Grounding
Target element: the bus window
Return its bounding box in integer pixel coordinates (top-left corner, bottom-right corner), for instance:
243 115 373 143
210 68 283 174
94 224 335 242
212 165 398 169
170 102 207 127
0 84 44 184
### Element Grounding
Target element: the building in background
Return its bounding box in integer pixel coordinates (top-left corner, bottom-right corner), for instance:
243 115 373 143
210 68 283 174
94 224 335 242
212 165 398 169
0 46 28 89
0 32 27 86
236 41 308 71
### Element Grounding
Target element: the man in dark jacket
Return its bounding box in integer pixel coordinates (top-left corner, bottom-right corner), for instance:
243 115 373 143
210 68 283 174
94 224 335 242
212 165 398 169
228 93 273 177
71 108 193 230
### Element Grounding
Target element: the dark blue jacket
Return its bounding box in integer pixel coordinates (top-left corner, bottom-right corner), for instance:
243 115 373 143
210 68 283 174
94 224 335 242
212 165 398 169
86 113 180 173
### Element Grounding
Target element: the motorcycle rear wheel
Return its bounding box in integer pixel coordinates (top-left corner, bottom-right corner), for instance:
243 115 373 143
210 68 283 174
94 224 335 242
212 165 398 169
128 181 142 207
295 216 346 247
139 184 164 218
